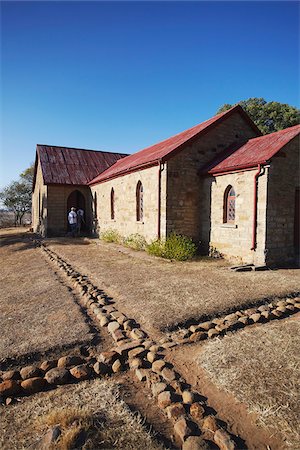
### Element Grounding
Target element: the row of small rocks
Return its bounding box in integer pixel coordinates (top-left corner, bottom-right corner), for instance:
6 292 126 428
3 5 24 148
0 352 127 405
39 244 238 450
168 296 300 345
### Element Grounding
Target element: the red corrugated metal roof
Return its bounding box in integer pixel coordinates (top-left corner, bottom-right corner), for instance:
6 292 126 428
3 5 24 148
89 105 260 185
206 125 300 174
35 145 128 186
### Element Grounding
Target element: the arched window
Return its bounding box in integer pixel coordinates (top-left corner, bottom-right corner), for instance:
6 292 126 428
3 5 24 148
224 185 236 223
136 181 143 222
110 188 115 220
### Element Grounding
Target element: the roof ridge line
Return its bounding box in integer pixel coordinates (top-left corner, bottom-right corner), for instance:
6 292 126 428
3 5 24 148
36 144 128 156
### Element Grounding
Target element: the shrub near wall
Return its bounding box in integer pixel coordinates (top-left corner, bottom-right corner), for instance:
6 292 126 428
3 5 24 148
147 233 197 261
123 234 147 251
100 229 122 244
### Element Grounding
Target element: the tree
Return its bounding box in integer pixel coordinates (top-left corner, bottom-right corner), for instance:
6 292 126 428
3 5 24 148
0 163 34 226
217 98 300 134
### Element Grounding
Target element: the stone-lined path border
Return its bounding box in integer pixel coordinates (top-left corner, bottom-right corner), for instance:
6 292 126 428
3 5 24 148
30 241 243 449
165 295 300 347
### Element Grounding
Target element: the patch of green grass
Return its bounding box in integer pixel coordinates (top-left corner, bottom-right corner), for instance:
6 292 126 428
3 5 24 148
147 233 197 261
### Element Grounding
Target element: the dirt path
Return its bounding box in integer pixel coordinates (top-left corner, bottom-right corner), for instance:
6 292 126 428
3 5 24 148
0 229 92 365
47 237 300 336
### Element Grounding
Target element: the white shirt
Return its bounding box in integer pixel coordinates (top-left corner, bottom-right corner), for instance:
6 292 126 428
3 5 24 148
68 211 77 224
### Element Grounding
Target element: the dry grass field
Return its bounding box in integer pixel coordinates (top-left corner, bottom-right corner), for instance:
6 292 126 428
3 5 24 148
48 238 300 335
0 229 92 364
0 378 164 450
197 318 300 449
1 229 299 450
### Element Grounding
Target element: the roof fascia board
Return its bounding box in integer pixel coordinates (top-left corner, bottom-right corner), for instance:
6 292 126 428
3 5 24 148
89 160 159 186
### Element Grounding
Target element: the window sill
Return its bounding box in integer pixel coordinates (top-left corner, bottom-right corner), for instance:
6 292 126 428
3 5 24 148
136 221 145 225
220 223 238 229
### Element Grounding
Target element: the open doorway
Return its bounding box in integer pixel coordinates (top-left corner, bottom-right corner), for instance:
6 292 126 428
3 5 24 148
67 190 86 232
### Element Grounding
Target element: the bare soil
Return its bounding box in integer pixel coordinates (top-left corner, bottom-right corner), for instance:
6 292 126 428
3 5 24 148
47 237 300 336
0 229 93 365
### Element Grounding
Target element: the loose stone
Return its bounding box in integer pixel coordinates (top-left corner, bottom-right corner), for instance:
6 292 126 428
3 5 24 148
237 316 249 325
40 360 58 372
99 351 118 365
0 380 21 397
129 358 143 370
152 360 166 373
285 304 295 311
202 416 219 433
112 329 126 342
207 329 219 338
147 351 158 363
249 313 261 323
260 311 270 320
170 380 185 395
107 321 120 333
189 402 205 421
214 429 236 450
152 382 168 397
112 359 122 373
174 417 193 442
93 361 108 375
130 328 147 340
276 306 287 313
2 370 20 381
190 332 207 342
44 368 70 385
20 366 42 380
182 390 195 404
145 371 161 388
198 321 214 331
166 402 186 420
135 369 147 382
57 356 84 368
70 364 92 380
189 325 201 333
257 305 270 312
123 320 135 331
182 436 210 450
115 341 142 356
157 390 173 408
100 316 109 327
143 340 155 349
161 367 177 382
21 377 47 394
128 347 146 359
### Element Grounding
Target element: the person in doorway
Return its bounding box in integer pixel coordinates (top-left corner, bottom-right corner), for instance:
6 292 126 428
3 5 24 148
68 207 77 237
77 208 85 235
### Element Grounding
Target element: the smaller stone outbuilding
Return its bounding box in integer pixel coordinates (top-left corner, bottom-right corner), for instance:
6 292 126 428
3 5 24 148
32 145 127 236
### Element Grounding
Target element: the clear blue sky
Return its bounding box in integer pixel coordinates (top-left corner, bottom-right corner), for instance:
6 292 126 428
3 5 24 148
1 1 299 189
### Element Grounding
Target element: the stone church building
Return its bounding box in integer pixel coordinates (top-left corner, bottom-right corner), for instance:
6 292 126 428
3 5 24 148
32 105 300 266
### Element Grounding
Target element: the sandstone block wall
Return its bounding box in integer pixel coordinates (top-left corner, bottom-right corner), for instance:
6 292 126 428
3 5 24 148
265 136 300 265
91 165 167 242
166 111 259 241
209 169 268 265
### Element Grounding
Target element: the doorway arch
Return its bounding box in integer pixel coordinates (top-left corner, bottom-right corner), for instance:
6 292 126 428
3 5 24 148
67 190 86 231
